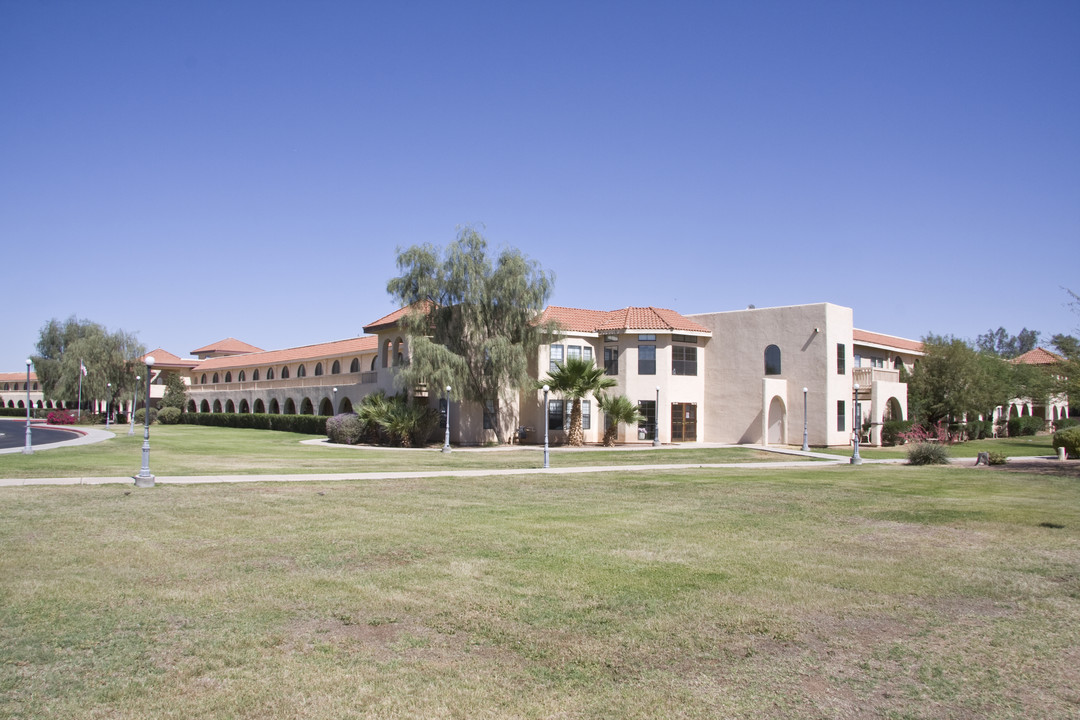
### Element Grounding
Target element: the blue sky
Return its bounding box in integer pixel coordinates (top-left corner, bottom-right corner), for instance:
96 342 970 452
2 0 1078 370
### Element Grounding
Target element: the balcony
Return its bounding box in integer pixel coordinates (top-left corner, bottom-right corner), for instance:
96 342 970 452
189 371 378 394
853 367 900 388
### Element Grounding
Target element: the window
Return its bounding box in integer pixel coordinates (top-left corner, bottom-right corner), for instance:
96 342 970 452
331 360 340 374
638 345 656 375
212 373 219 384
672 334 698 344
638 334 656 341
238 370 246 382
483 400 497 430
225 372 232 383
638 400 656 440
837 400 846 432
200 374 206 384
548 399 564 430
837 344 846 374
583 346 593 362
672 346 697 376
764 345 781 375
314 363 323 376
854 354 861 368
253 369 260 381
604 334 619 343
604 347 619 375
894 356 904 370
581 400 591 430
870 357 884 368
568 345 581 362
550 344 564 371
297 365 306 377
267 367 275 380
281 366 289 379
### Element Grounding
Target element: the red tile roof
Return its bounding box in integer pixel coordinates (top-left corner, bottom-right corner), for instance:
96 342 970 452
0 372 38 383
140 348 200 369
541 306 711 335
190 338 265 356
853 329 924 354
363 302 434 333
196 336 379 371
1010 347 1064 365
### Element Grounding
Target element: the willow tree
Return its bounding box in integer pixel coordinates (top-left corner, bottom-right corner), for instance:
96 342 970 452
386 228 558 444
32 316 144 411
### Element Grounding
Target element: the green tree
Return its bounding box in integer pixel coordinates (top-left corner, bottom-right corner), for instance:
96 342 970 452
596 393 645 447
32 317 144 412
975 326 1040 358
908 334 1013 426
538 357 616 446
387 228 557 444
160 372 188 410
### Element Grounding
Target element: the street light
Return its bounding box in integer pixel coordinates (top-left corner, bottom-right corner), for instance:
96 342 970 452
135 356 156 487
653 385 661 447
442 385 452 453
802 387 809 451
106 383 112 428
850 382 862 465
129 375 140 435
23 358 32 455
332 387 338 415
542 385 550 468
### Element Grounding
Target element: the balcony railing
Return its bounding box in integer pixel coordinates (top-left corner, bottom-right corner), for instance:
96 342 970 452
189 371 378 394
853 367 901 387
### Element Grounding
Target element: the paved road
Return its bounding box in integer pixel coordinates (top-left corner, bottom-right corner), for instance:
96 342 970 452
0 418 84 450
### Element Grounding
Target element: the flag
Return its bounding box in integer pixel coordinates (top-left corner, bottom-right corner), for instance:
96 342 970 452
80 361 87 377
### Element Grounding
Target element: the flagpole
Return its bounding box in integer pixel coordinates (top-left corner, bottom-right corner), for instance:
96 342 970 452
77 359 85 420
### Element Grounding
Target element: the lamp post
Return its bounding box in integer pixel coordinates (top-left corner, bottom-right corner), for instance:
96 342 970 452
332 387 338 415
801 387 809 451
442 385 452 453
129 375 140 435
105 383 112 428
135 356 156 487
23 358 32 455
653 385 661 447
850 383 862 465
542 385 550 468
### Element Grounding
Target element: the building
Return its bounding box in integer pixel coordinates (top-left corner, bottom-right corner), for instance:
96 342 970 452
1 372 46 410
997 347 1070 428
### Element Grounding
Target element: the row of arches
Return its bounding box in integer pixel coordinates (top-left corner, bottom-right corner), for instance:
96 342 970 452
2 382 39 392
6 399 67 409
186 396 355 416
197 357 377 385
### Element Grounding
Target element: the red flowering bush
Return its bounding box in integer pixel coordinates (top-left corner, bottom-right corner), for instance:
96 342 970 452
47 409 77 425
898 421 951 445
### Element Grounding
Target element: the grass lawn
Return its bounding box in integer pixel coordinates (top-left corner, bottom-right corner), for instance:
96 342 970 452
1 463 1078 718
0 423 802 479
814 435 1059 461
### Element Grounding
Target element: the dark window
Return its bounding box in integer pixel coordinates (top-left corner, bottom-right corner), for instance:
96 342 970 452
638 334 656 341
765 345 781 375
604 347 619 375
837 344 846 374
350 358 359 373
672 334 698 344
894 356 903 369
483 400 496 430
582 400 591 431
238 370 246 382
267 367 275 380
638 345 656 375
297 365 306 377
604 334 619 343
638 400 656 440
212 373 219 383
200 374 206 384
672 346 697 376
225 372 232 383
253 369 260 381
568 345 581 362
281 366 289 379
548 399 564 430
550 344 564 371
332 360 340 374
837 400 846 432
314 363 323 376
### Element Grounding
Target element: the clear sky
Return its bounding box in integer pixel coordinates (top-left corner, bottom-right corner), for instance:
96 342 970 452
2 0 1078 370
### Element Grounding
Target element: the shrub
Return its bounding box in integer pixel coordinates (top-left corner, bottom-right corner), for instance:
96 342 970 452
47 409 77 425
157 407 182 425
1054 417 1079 431
899 421 951 445
133 407 158 425
1007 416 1046 437
881 419 913 446
1052 427 1080 458
79 413 103 425
965 420 992 441
906 442 951 465
326 413 365 444
177 412 329 434
987 451 1008 466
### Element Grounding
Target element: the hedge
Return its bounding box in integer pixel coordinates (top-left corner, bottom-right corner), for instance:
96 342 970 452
1053 427 1080 458
1007 416 1047 437
881 419 913 446
179 412 329 435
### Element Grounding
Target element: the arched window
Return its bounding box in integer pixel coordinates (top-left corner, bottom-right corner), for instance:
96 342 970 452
894 356 904 370
225 372 232 383
268 398 280 414
764 345 781 376
371 356 376 371
253 369 260 381
212 373 220 384
314 363 323 376
266 367 274 380
200 374 207 384
239 370 246 382
212 400 222 413
281 366 290 379
200 400 210 413
350 358 360 373
332 360 341 374
297 365 307 377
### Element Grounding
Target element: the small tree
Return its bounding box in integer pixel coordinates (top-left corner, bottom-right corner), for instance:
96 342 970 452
596 394 645 446
538 357 616 446
161 372 188 410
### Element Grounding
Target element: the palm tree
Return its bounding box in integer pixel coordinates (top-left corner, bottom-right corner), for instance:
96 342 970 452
538 356 616 446
596 393 645 446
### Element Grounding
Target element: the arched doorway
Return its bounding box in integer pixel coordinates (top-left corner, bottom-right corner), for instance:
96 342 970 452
767 396 786 445
269 398 280 414
187 400 197 413
200 400 210 413
283 398 296 414
318 398 333 416
339 397 353 414
253 398 265 413
225 400 235 413
239 399 250 413
300 398 314 415
213 400 222 413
